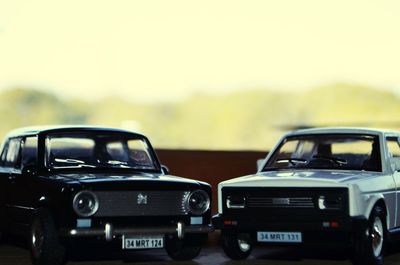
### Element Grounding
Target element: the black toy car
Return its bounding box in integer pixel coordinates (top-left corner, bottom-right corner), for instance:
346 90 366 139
0 126 212 265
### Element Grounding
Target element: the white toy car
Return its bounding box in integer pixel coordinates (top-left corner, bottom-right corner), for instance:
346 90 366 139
213 128 400 265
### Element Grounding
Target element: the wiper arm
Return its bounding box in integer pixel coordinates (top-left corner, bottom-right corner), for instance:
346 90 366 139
102 160 154 170
54 158 86 164
53 158 96 168
105 160 128 166
276 158 308 165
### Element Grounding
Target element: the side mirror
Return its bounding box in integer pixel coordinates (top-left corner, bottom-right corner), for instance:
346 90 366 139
22 164 37 176
256 159 265 171
161 165 170 175
390 158 400 172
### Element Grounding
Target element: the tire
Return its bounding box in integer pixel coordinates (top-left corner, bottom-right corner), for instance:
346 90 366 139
221 231 252 260
165 235 203 261
352 205 386 265
29 209 66 265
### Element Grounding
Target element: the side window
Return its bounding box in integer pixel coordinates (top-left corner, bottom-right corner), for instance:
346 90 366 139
0 140 10 166
3 138 22 169
106 141 128 161
386 137 400 158
127 139 153 166
21 136 38 167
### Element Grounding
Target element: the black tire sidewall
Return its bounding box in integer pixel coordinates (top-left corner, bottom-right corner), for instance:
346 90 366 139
368 206 386 265
221 231 252 260
353 205 386 265
165 235 202 261
29 209 66 265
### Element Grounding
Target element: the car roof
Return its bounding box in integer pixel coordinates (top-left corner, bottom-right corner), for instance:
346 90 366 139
5 125 145 138
287 127 400 137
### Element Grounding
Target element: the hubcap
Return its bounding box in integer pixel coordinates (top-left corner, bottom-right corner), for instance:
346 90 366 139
237 239 251 252
371 216 384 257
31 219 44 258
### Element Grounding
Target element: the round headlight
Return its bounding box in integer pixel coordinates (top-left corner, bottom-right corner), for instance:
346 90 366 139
185 190 210 215
73 191 99 217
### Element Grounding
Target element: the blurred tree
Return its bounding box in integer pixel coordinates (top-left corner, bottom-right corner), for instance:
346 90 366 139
0 84 399 150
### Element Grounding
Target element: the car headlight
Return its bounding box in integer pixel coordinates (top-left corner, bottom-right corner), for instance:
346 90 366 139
185 190 210 215
73 191 99 217
318 195 342 210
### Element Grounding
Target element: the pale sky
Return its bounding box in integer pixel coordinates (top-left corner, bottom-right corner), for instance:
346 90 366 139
0 0 399 102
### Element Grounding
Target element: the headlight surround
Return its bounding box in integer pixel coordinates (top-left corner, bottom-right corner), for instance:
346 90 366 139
73 191 99 217
226 195 246 209
185 190 210 215
318 195 342 210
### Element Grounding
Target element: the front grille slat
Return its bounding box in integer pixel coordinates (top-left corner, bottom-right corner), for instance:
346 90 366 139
94 191 188 217
247 197 315 208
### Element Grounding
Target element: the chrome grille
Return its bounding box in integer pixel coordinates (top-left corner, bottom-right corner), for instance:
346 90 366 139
247 197 314 208
94 191 189 217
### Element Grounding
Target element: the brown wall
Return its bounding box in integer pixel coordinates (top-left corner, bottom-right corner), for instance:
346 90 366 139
155 149 267 214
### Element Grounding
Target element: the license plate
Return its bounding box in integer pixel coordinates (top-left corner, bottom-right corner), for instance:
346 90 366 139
257 231 302 243
122 235 164 249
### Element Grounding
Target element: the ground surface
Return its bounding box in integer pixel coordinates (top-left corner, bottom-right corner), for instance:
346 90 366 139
2 240 400 265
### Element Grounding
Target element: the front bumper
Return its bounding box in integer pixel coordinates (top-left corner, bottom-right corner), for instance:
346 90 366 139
212 214 368 248
62 222 214 241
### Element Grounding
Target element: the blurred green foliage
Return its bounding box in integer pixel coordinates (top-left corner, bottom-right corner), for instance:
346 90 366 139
0 84 399 150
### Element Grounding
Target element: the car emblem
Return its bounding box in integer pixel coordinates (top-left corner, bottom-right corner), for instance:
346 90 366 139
272 198 290 205
137 193 148 205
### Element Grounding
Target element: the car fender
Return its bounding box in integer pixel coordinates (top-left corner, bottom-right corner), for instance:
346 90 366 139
349 179 394 229
362 194 390 228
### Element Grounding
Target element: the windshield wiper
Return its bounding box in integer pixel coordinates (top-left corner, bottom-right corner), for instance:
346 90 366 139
105 160 128 166
275 158 308 165
53 158 97 168
54 158 86 164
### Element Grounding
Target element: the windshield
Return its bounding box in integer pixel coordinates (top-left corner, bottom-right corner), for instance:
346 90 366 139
45 133 159 171
263 134 381 172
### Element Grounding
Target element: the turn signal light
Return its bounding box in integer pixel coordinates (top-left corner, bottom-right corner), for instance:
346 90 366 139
223 220 238 225
322 221 340 229
330 221 339 228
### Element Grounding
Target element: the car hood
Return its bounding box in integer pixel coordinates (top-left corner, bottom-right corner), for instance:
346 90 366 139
48 172 203 190
220 170 381 188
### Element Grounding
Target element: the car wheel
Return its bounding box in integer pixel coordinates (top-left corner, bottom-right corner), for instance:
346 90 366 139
29 210 66 265
352 205 386 265
165 235 202 261
221 231 252 260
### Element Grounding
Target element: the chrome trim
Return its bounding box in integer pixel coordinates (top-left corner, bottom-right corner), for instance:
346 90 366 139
318 196 326 210
72 190 99 217
65 223 213 240
226 197 246 209
177 222 184 239
5 204 35 210
105 223 113 241
184 190 211 215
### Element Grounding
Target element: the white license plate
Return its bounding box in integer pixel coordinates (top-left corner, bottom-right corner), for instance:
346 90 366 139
122 235 164 249
257 232 302 243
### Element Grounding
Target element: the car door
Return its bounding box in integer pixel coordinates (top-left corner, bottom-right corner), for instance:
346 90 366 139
3 137 29 229
0 139 11 229
8 136 38 229
386 136 400 227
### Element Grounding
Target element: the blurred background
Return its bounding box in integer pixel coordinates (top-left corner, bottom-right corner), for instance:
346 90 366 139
0 0 399 151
